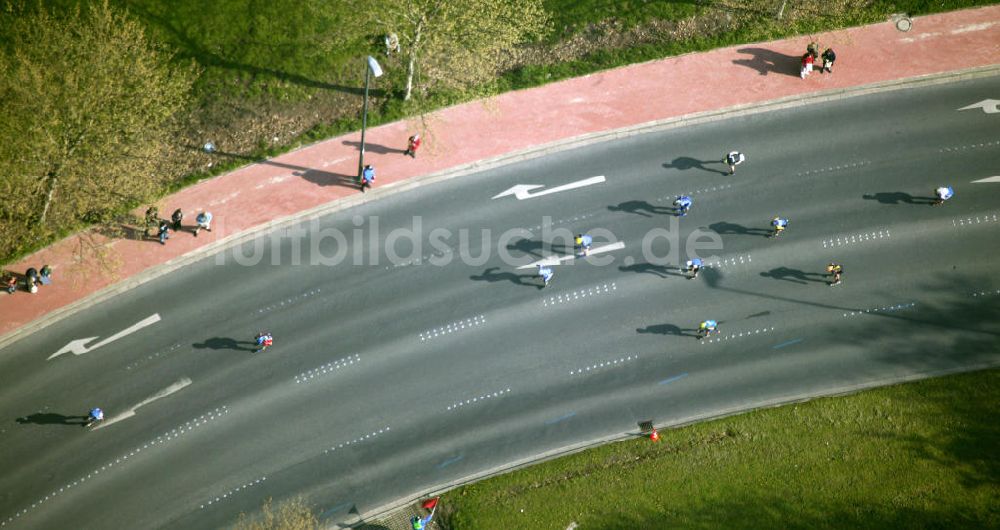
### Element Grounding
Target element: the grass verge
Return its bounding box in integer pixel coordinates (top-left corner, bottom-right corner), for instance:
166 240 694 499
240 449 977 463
439 369 1000 529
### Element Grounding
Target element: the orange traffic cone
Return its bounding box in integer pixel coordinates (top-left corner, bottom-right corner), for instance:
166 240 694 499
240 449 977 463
649 428 660 442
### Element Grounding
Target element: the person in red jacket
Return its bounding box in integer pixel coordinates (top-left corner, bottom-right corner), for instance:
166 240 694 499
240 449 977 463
800 53 814 79
404 134 421 158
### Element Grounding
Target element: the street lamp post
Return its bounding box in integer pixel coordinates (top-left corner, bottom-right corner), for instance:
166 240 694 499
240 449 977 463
358 56 384 181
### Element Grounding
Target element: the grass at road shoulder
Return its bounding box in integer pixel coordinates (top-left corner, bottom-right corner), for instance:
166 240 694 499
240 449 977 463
440 369 999 529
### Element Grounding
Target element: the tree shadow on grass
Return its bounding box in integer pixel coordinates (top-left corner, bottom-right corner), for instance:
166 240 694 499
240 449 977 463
733 47 802 77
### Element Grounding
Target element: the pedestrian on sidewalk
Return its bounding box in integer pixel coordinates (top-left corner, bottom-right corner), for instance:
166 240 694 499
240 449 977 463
158 220 170 245
360 164 375 193
144 206 159 237
25 267 39 294
821 48 836 73
171 208 184 231
3 271 17 294
39 265 53 286
194 211 213 236
404 134 421 158
724 151 745 175
800 52 814 79
807 41 819 59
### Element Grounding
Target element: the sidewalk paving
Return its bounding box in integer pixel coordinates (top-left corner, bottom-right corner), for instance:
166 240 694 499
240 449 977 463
2 6 999 342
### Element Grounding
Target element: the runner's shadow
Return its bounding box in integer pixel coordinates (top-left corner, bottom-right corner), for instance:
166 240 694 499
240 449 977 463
708 221 771 237
342 140 405 155
862 192 936 205
607 200 673 217
760 267 827 284
192 337 256 352
733 47 801 77
16 413 90 426
469 267 535 288
662 157 727 175
505 238 570 259
636 323 696 337
618 262 684 278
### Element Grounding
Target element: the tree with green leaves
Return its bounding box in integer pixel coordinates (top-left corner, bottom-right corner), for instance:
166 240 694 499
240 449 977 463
0 0 196 263
361 0 549 102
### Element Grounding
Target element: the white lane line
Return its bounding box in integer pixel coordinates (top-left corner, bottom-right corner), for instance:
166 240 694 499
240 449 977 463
94 377 192 429
821 229 890 249
569 354 639 376
446 388 512 411
543 282 617 308
201 476 267 509
700 327 776 345
294 354 361 384
517 241 626 269
842 302 916 318
255 288 322 314
419 315 486 342
323 427 392 454
8 407 229 527
492 175 605 200
951 213 1000 227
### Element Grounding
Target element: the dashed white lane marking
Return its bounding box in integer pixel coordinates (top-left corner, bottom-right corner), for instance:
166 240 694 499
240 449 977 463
652 184 735 204
322 427 391 454
939 139 1000 152
124 343 183 371
419 315 486 342
294 354 361 384
700 326 776 345
5 407 230 527
524 212 602 232
952 213 1000 227
390 245 459 268
200 476 267 509
518 241 626 269
568 354 639 375
543 282 617 307
255 288 322 314
95 377 193 429
821 229 889 249
703 253 752 270
795 160 870 177
446 388 512 411
842 302 916 318
971 288 1000 298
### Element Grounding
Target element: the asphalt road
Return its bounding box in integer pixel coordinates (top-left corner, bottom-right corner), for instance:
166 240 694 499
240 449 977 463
1 76 998 529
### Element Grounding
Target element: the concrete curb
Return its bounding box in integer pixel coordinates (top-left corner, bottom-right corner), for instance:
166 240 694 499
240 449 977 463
346 360 1000 528
3 65 998 350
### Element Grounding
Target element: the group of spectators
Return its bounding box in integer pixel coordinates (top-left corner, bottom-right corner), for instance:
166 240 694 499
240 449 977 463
3 265 52 295
144 206 213 245
801 41 836 79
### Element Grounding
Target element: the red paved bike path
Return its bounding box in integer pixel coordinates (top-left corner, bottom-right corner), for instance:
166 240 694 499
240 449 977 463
3 6 999 341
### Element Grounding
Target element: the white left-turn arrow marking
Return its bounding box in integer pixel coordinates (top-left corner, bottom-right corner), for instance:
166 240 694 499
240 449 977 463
493 175 605 200
958 100 1000 114
517 241 626 269
49 313 162 360
971 176 1000 183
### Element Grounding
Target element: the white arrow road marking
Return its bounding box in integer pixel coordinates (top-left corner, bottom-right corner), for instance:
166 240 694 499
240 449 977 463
958 100 1000 114
94 377 192 430
492 175 605 200
971 176 1000 183
517 241 626 269
48 313 162 360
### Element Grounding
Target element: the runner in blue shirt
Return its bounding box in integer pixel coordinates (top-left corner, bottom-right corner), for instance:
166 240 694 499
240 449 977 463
673 195 692 216
686 257 703 279
537 265 554 287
